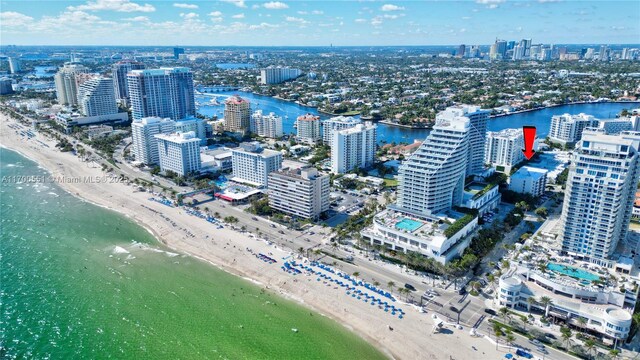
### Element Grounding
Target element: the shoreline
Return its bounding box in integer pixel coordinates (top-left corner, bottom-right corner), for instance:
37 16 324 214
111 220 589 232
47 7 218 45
0 113 508 360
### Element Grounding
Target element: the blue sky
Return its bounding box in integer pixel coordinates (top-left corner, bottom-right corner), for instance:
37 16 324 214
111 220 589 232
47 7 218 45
1 1 638 46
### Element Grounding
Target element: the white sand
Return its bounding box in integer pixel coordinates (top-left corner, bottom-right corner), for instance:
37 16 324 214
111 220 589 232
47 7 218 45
1 114 507 360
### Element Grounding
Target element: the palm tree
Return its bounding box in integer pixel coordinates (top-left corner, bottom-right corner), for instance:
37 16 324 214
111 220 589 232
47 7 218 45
494 328 503 350
352 271 360 281
577 316 588 334
608 349 620 360
560 326 573 349
373 281 380 287
499 307 511 324
387 281 395 293
539 296 552 317
526 297 537 312
505 333 515 346
398 287 410 301
584 339 596 360
297 247 305 258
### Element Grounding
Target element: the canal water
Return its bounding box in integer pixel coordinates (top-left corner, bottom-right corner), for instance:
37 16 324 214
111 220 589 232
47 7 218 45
196 91 639 145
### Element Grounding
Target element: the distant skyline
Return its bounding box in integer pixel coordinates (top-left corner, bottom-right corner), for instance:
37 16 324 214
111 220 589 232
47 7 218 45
1 0 639 46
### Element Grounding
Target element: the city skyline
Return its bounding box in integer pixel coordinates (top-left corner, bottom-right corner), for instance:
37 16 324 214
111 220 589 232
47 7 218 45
1 0 639 46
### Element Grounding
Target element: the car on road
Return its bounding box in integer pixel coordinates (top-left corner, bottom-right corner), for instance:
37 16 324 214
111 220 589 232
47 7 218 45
251 216 258 221
404 283 416 291
270 224 276 228
530 339 541 346
484 308 497 316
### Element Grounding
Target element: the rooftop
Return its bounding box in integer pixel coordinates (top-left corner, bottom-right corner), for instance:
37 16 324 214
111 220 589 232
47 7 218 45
225 95 249 105
511 166 548 180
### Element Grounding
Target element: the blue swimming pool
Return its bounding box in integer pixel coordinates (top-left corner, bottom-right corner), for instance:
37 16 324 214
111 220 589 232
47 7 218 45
395 218 424 232
547 263 601 282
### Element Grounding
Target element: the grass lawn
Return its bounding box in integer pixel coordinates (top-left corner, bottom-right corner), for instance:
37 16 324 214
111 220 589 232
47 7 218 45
384 178 398 187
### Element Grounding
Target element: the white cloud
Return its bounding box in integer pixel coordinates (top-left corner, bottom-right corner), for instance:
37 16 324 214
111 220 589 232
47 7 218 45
354 18 367 23
380 4 404 12
371 16 383 26
173 3 198 9
263 2 289 10
0 11 34 27
67 0 155 12
211 17 223 22
286 16 308 24
208 11 223 17
461 16 471 20
248 22 278 30
297 11 308 15
180 12 199 20
123 15 150 22
221 0 247 8
383 14 404 19
232 13 245 19
311 10 323 15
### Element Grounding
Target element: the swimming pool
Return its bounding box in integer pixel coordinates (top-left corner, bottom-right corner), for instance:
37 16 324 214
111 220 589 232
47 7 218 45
395 218 424 232
547 263 601 282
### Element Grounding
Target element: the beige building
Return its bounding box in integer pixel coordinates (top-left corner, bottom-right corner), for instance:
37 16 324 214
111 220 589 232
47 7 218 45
224 95 251 134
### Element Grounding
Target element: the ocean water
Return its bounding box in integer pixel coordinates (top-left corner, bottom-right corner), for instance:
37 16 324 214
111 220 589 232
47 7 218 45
0 148 386 360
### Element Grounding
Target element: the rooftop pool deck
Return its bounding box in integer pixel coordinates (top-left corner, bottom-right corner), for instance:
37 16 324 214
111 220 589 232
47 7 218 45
547 263 601 282
395 218 425 232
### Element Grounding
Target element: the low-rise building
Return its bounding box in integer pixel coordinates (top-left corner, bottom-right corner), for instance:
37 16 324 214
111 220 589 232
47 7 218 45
509 166 548 197
268 167 330 219
497 263 637 344
361 206 477 264
55 112 129 134
155 131 201 176
231 142 282 187
462 182 501 216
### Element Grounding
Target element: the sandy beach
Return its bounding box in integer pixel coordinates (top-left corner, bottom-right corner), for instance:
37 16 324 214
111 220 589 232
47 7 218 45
0 113 507 360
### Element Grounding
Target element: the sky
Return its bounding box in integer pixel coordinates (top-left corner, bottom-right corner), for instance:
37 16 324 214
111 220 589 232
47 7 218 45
1 0 639 46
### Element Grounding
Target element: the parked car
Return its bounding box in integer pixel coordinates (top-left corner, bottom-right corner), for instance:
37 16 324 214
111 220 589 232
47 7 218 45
458 287 467 295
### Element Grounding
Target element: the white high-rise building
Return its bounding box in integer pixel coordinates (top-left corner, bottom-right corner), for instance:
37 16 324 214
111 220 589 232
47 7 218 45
559 129 640 264
231 142 282 187
322 116 361 148
54 63 89 106
127 67 195 121
174 117 208 145
330 122 377 174
8 57 21 74
155 131 201 176
268 167 330 219
250 110 283 138
260 67 302 85
296 113 322 144
548 113 599 145
485 128 525 173
131 117 176 165
77 77 118 117
224 95 251 134
397 116 470 215
112 60 145 105
436 105 488 176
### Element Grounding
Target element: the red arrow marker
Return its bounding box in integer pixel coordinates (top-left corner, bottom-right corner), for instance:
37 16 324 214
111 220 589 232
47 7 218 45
522 126 536 160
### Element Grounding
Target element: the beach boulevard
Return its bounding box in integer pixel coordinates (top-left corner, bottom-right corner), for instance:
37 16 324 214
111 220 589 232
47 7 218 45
1 114 508 360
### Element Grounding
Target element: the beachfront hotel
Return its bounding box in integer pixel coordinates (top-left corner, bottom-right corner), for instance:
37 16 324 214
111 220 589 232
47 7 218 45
250 110 283 139
223 95 251 134
361 115 481 263
396 116 470 215
131 117 176 165
296 114 322 144
484 128 525 173
509 166 548 197
54 62 89 106
559 129 640 264
155 131 202 176
127 67 196 121
231 142 282 188
268 167 330 220
77 77 118 117
330 122 377 174
112 60 145 106
322 116 361 148
497 262 637 345
436 105 489 176
548 113 599 145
